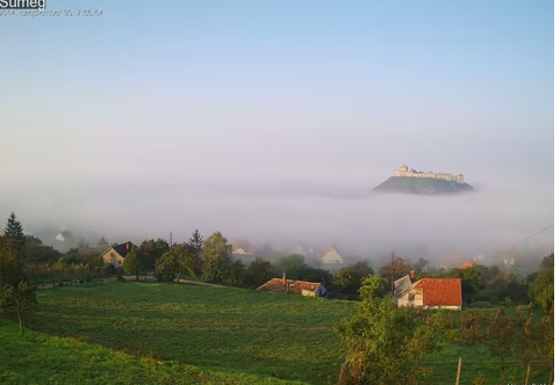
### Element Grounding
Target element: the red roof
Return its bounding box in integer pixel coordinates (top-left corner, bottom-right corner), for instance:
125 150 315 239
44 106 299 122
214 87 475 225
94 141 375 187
257 278 323 294
413 278 462 306
231 239 255 255
459 261 473 269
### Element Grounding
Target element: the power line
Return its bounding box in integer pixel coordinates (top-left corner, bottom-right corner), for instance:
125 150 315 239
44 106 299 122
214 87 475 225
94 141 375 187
521 223 554 243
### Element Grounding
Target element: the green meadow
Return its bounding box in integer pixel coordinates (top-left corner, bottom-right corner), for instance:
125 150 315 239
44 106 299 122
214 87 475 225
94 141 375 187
0 282 552 385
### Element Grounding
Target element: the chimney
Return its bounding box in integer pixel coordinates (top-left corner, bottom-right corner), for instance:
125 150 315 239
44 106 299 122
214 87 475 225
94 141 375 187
410 270 416 283
126 242 130 251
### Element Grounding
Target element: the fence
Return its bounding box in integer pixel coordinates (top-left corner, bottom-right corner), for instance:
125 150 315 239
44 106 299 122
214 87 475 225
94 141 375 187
26 264 119 290
423 358 553 385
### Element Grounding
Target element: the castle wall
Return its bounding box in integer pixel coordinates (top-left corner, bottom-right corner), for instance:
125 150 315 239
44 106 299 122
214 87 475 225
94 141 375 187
393 170 465 183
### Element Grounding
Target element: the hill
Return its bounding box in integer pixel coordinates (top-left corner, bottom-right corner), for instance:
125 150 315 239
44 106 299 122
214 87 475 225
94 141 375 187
372 176 475 195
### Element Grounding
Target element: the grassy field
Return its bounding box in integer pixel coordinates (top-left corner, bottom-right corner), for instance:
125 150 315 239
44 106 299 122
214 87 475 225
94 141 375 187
0 282 553 385
22 282 354 385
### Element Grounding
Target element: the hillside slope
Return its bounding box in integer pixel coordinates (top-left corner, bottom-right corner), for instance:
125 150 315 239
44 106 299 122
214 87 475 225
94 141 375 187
372 176 475 195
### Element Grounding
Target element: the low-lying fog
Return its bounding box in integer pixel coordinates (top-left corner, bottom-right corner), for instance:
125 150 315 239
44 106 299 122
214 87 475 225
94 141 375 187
1 168 553 270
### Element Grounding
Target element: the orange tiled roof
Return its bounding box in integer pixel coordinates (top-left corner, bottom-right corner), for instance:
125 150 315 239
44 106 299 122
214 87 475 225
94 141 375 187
231 239 255 255
413 278 462 306
459 261 473 269
257 278 323 294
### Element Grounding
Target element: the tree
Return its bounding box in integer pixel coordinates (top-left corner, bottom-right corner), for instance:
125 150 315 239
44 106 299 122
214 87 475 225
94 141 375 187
413 257 430 271
155 243 197 283
333 261 375 295
378 256 411 283
273 254 307 274
24 235 60 264
0 237 26 288
200 232 231 262
122 247 145 281
0 279 37 336
140 238 170 271
98 236 109 249
222 260 247 287
335 296 448 384
359 275 388 301
289 266 333 287
530 268 553 313
4 212 25 255
246 258 278 288
188 229 204 255
540 253 554 269
187 230 203 273
447 267 482 302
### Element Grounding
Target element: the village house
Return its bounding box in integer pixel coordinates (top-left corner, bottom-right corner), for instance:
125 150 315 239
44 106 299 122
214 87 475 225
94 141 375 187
100 241 133 268
257 274 327 298
231 239 255 256
318 245 344 264
394 274 462 310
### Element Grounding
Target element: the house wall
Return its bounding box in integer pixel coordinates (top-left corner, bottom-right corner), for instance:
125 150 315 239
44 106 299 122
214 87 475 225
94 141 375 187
101 248 124 268
301 289 317 297
321 250 343 264
301 285 327 298
396 289 424 308
424 305 462 311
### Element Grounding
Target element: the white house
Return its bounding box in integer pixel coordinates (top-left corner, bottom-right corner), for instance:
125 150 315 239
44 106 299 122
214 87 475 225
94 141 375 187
318 246 344 264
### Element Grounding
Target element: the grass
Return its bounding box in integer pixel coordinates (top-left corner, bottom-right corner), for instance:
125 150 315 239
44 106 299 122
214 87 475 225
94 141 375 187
0 318 306 385
23 282 354 385
1 282 553 385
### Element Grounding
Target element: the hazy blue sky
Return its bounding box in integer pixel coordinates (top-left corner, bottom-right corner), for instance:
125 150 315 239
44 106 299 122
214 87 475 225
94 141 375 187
0 0 554 259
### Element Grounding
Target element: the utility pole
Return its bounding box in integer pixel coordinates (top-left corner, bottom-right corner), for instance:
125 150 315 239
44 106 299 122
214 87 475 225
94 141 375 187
391 252 395 295
170 232 173 247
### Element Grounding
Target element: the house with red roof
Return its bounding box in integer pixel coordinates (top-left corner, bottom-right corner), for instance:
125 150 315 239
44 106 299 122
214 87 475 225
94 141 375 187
231 239 255 257
395 278 462 310
256 273 327 298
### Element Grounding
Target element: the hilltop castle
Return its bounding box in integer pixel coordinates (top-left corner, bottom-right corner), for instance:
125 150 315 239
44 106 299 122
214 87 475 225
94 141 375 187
393 165 465 184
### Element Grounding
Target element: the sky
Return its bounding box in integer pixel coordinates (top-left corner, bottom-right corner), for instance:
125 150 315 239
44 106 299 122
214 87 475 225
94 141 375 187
0 0 554 264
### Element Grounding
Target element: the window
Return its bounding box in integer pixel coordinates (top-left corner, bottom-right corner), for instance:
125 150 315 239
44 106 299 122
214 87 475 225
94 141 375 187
408 292 415 301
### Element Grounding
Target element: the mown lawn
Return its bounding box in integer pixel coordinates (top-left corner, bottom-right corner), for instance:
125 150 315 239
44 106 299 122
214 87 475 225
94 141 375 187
24 282 354 385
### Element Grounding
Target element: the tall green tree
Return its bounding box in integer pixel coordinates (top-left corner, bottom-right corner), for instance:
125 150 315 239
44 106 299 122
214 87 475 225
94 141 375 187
4 212 25 255
200 232 231 262
0 237 26 288
23 235 60 264
359 275 388 301
246 257 278 288
530 268 554 313
155 243 197 283
140 238 170 270
333 261 375 295
188 229 204 255
187 230 204 273
122 247 145 281
447 267 483 302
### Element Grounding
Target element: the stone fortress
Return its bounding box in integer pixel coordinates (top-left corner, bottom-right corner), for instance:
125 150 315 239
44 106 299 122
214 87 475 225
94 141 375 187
393 165 465 184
